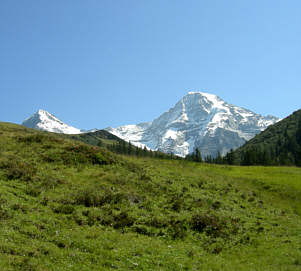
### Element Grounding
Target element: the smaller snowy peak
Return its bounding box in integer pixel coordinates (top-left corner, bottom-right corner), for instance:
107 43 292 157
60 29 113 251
22 109 82 134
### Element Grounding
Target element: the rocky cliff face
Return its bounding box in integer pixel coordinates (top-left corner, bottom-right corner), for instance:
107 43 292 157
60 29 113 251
106 92 279 157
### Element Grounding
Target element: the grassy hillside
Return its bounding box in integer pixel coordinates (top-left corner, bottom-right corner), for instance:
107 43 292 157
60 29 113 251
230 109 301 166
1 122 301 270
66 129 123 147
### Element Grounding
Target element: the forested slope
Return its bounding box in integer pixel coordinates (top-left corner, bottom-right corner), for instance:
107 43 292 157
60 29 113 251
230 109 301 166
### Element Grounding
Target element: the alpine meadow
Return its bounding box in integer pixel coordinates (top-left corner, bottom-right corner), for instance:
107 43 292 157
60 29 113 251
0 122 301 270
1 1 301 270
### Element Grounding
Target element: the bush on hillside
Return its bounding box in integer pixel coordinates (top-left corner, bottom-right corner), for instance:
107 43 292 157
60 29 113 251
17 134 62 144
41 144 115 166
74 187 127 207
190 212 233 238
0 157 36 182
0 196 11 220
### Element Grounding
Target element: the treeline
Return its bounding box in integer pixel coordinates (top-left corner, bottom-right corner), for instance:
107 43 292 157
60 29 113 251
186 142 301 167
236 127 301 166
233 117 301 167
185 148 203 162
99 139 182 160
185 148 228 164
185 119 301 167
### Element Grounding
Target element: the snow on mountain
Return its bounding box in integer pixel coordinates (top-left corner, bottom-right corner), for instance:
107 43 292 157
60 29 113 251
106 92 280 157
22 109 82 134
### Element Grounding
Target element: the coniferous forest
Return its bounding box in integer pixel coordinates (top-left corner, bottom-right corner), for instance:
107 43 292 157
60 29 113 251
193 109 301 167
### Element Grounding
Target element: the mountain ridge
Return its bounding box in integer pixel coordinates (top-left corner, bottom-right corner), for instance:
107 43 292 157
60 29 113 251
21 92 280 157
107 91 279 157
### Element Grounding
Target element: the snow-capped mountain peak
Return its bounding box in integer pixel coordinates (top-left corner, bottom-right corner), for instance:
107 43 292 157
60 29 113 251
107 91 280 157
22 109 82 134
22 92 280 157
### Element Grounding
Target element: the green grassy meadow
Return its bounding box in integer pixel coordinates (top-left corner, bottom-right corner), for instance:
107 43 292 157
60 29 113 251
0 122 301 270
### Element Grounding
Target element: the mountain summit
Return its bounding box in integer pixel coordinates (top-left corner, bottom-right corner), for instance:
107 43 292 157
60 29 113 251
22 109 82 134
106 92 280 157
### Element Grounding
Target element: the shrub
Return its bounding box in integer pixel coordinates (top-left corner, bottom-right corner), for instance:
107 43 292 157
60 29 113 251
80 208 134 229
133 225 151 236
112 211 134 229
167 219 187 240
147 216 169 228
0 207 11 220
75 188 106 207
190 212 227 237
127 192 143 204
38 175 65 189
12 256 39 271
170 195 184 211
94 152 108 164
53 204 75 214
84 208 104 226
42 144 113 166
17 134 61 144
63 145 109 165
0 157 37 182
212 201 221 210
11 203 28 213
72 209 88 226
25 184 43 197
75 187 126 207
0 197 12 220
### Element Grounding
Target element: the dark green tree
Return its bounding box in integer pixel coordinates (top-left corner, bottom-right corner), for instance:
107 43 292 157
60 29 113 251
195 148 202 162
225 149 235 165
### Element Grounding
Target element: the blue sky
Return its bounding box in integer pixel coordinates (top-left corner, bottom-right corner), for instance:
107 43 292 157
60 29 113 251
1 1 300 129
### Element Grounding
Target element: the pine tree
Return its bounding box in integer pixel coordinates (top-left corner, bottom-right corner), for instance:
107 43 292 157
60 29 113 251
122 141 126 154
143 146 147 156
128 141 132 155
262 149 271 166
194 148 202 162
215 152 223 164
225 149 235 165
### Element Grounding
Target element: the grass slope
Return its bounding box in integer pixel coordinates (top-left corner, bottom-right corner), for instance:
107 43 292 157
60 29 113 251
0 122 301 270
66 129 123 147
